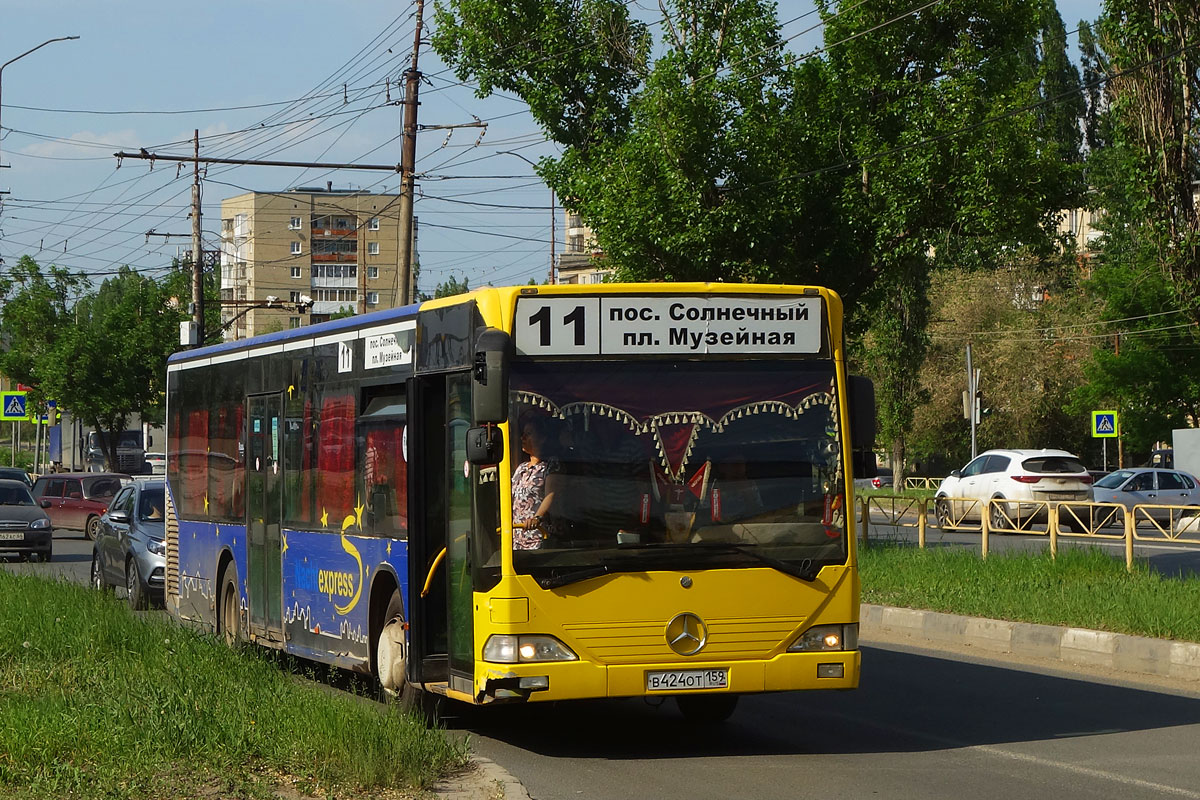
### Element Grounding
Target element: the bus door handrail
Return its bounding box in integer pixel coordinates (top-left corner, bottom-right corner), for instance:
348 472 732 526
421 547 447 598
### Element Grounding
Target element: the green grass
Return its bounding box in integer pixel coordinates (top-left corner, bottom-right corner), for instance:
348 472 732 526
0 571 469 799
860 544 1200 643
854 486 936 501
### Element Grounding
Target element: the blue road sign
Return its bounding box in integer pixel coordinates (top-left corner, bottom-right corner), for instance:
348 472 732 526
1091 410 1118 438
1 392 29 421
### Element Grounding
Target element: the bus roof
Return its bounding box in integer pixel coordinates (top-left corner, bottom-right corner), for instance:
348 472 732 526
167 300 420 365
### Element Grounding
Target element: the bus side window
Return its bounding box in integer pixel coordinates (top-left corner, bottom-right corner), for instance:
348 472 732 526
357 389 408 539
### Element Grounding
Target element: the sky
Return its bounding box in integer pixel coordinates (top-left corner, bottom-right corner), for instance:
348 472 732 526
0 0 1104 298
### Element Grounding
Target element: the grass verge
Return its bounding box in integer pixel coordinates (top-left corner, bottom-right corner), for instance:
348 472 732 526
0 571 470 799
859 544 1200 643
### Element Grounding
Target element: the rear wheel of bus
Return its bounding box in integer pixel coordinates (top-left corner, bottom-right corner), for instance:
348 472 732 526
675 694 739 723
218 565 240 646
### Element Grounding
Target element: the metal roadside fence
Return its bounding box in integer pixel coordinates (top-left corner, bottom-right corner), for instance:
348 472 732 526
859 494 1200 571
903 477 943 491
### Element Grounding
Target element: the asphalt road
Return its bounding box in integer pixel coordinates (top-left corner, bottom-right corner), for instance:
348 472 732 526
457 642 1200 800
11 528 1200 800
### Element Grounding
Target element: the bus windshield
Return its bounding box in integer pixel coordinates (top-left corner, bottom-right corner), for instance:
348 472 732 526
509 360 846 581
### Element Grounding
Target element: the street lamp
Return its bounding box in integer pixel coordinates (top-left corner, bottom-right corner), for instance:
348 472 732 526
0 36 80 179
498 150 556 284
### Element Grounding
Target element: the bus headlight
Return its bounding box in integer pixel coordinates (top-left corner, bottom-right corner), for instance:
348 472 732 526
788 623 858 652
482 635 578 663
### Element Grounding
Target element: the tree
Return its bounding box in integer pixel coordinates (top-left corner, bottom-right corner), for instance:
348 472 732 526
0 256 85 411
39 267 183 469
434 0 1084 481
434 275 470 299
0 261 185 470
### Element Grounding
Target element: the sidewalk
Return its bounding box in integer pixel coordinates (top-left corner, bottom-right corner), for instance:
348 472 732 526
861 603 1200 683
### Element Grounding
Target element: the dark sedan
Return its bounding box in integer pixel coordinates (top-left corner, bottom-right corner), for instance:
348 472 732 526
0 479 53 562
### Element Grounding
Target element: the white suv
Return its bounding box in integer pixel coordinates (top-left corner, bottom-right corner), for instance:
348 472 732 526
934 448 1094 531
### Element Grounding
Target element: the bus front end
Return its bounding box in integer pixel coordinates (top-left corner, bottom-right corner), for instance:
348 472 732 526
465 286 865 713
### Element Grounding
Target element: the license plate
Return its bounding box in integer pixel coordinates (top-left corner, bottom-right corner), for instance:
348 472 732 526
646 668 728 691
1044 492 1080 500
0 532 25 541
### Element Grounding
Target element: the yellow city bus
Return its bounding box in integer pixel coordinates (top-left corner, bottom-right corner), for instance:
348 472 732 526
164 283 873 722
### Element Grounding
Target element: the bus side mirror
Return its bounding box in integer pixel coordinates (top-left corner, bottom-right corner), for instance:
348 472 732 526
473 328 512 424
466 426 504 466
849 375 877 479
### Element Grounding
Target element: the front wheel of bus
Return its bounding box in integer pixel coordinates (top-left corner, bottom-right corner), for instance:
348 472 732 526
676 694 739 724
376 591 420 707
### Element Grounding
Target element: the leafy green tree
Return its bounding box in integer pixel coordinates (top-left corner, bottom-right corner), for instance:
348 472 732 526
434 276 470 299
434 0 1084 483
38 267 183 469
0 256 85 411
1071 2 1200 458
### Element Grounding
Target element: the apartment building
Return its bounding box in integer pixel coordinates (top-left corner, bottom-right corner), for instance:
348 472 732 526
556 207 611 284
219 185 407 339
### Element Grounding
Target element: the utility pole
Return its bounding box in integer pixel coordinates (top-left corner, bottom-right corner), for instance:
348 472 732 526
549 189 556 284
396 0 425 307
965 343 980 460
191 130 204 346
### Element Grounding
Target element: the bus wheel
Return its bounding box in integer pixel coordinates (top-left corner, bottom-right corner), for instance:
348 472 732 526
376 590 413 701
676 694 739 724
219 567 240 646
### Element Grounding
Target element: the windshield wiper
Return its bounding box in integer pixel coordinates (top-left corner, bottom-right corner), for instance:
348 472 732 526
536 564 610 590
690 543 822 582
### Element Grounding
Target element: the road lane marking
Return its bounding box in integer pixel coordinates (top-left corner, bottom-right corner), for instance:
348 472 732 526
825 710 1200 798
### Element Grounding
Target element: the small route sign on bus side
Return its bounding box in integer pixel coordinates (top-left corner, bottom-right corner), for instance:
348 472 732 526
1091 410 1118 438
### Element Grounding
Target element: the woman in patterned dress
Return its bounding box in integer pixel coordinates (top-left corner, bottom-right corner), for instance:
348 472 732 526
512 416 561 550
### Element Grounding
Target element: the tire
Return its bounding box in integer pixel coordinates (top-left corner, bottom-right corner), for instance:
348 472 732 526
126 557 148 610
375 589 425 712
218 567 241 646
934 498 952 530
85 515 101 541
676 694 739 724
989 500 1010 534
91 551 113 593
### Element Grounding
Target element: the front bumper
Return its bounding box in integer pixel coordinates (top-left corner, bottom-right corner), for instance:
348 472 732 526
477 649 861 704
0 529 52 558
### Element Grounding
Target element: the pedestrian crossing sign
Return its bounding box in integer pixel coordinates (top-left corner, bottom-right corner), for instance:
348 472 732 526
1091 410 1118 438
0 392 29 421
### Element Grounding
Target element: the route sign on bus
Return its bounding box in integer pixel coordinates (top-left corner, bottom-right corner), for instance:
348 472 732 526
515 295 822 356
1091 410 1118 438
1 392 29 421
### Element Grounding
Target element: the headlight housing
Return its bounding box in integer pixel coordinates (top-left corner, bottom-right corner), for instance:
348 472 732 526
29 518 50 530
482 634 578 663
146 538 166 556
788 623 858 652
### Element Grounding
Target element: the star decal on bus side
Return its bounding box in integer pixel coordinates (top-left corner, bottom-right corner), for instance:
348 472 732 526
321 508 329 527
203 494 209 513
281 533 288 556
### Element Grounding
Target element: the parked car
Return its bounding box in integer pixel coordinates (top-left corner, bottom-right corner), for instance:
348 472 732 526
0 467 33 487
853 467 894 490
935 449 1094 532
91 480 166 609
0 479 53 562
31 472 129 540
144 452 166 475
1091 468 1200 521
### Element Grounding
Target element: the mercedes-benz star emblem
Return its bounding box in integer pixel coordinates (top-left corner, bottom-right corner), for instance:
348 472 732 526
665 612 708 656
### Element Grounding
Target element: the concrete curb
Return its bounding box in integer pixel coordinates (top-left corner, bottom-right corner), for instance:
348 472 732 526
861 604 1200 682
434 756 532 800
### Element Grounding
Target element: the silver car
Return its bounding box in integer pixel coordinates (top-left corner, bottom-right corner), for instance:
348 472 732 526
91 480 166 609
1092 468 1200 520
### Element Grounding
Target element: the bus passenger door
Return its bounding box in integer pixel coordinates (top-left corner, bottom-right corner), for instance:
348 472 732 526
408 372 476 697
246 394 284 642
